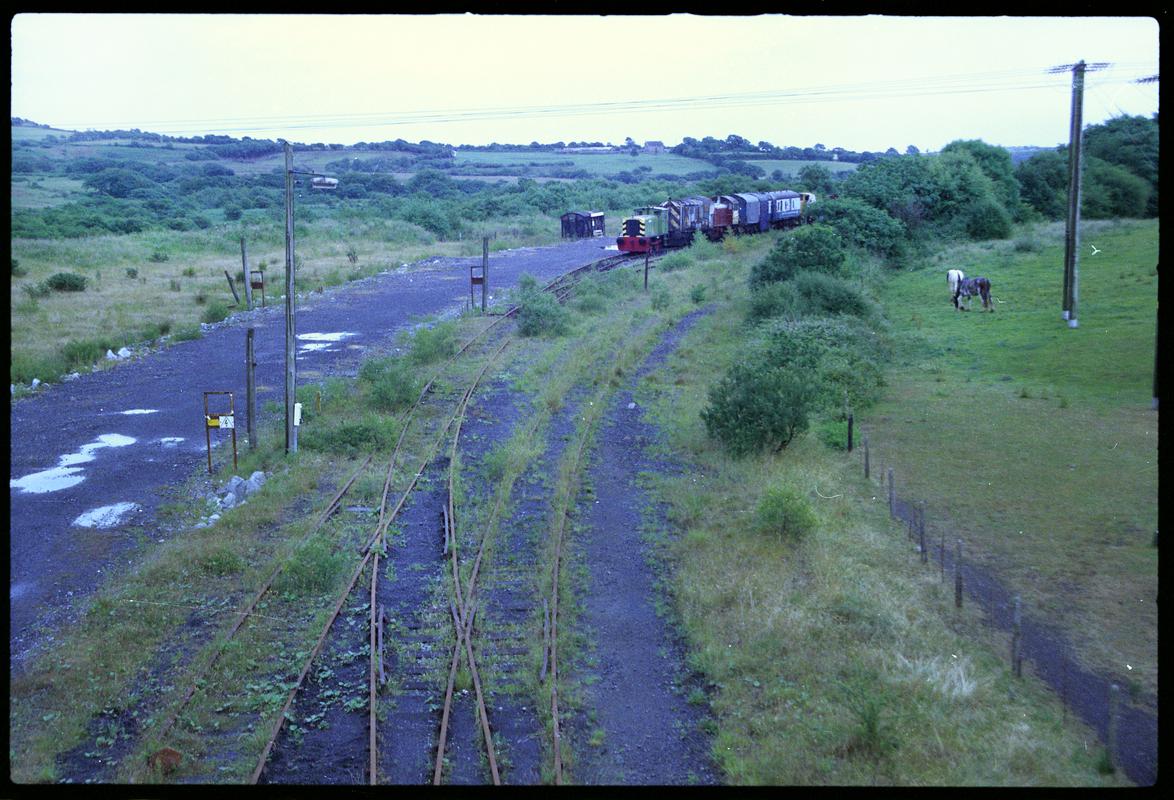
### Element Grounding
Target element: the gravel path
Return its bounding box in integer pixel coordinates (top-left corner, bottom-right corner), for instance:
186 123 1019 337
570 308 720 786
8 238 614 669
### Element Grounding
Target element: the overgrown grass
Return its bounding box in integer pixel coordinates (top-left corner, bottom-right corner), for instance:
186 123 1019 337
631 232 1126 785
866 218 1159 702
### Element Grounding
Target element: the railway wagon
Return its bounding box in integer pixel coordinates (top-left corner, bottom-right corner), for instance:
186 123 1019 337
561 210 606 239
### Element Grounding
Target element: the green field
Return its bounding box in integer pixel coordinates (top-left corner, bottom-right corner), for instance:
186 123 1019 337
866 218 1159 704
746 158 859 175
453 149 717 176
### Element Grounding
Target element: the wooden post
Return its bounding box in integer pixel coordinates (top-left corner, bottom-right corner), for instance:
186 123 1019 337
644 250 650 292
241 237 253 311
246 328 257 450
846 414 854 452
224 270 240 305
863 436 869 479
919 505 927 564
1061 61 1088 328
1011 595 1023 677
1108 683 1121 772
283 141 297 454
954 539 964 608
888 468 895 518
482 236 489 314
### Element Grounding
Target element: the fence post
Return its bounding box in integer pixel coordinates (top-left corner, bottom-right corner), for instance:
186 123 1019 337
241 237 252 311
888 468 895 518
246 328 257 450
1108 683 1121 773
1011 595 1023 677
954 539 964 608
863 436 870 480
847 414 854 452
919 505 928 563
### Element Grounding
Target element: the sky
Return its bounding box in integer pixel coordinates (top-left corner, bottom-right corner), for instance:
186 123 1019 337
10 14 1160 153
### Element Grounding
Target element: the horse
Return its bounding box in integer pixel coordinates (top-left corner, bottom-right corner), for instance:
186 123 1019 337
947 269 965 307
954 276 993 311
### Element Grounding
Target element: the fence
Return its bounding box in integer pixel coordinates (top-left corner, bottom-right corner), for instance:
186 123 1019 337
857 432 1155 785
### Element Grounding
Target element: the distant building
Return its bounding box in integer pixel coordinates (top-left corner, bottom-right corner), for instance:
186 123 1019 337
643 140 667 154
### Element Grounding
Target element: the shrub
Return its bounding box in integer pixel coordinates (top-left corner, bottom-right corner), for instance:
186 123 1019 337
125 267 138 279
963 197 1013 240
172 324 202 342
358 356 420 412
808 197 906 256
690 284 707 304
45 272 88 292
747 281 803 323
756 317 887 413
23 283 50 300
274 535 346 596
61 338 114 369
514 273 569 337
149 251 170 263
751 485 818 542
657 252 693 272
790 271 872 318
201 300 230 324
299 413 396 456
182 266 196 277
701 361 819 456
12 258 26 277
407 321 457 365
814 417 850 450
750 224 845 287
650 286 671 311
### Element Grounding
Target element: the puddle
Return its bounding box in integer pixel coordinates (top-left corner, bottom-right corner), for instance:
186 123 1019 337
10 433 137 494
120 409 159 415
10 466 85 494
73 502 140 529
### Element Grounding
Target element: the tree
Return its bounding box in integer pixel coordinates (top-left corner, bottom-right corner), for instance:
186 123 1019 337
750 224 846 286
1083 114 1159 215
942 139 1023 220
798 163 835 196
905 144 920 155
1015 149 1067 219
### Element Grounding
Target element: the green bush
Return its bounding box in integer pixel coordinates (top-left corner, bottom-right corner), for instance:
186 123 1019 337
790 271 872 318
300 413 396 456
171 324 202 342
125 267 138 279
747 281 803 323
751 485 818 542
657 252 693 272
650 286 671 311
201 300 231 324
963 196 1013 240
514 273 570 337
407 320 457 365
182 266 196 277
45 272 88 292
809 197 906 257
274 535 347 596
750 224 846 287
12 258 26 277
690 283 707 304
756 317 887 413
23 283 51 300
701 361 818 456
814 417 850 451
61 338 114 370
358 356 420 412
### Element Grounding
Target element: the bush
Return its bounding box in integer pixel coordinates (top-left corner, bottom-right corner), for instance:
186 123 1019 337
751 485 818 542
809 197 906 256
274 535 346 596
149 251 170 263
690 284 707 304
514 273 569 337
299 413 396 456
657 252 693 272
790 271 872 318
756 317 887 413
963 197 1013 240
701 361 819 456
650 286 671 311
747 281 803 323
201 300 230 324
45 272 88 292
407 321 457 365
12 258 26 277
125 267 138 279
750 224 846 287
358 356 420 412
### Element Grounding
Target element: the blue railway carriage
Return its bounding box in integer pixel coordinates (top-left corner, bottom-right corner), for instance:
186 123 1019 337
761 190 803 228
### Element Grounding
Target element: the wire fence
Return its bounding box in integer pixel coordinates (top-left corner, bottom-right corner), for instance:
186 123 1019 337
854 430 1156 786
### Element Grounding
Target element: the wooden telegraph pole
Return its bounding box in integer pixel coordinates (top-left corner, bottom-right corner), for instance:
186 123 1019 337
1053 61 1108 328
283 141 297 453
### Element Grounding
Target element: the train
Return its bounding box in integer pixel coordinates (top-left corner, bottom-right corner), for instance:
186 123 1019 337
616 189 816 254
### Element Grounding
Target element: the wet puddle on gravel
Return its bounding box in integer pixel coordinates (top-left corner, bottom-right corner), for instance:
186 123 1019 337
73 502 141 528
296 331 358 355
9 433 137 494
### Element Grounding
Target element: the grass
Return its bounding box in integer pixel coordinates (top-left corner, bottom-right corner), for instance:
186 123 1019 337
865 218 1159 702
628 231 1128 784
452 149 716 177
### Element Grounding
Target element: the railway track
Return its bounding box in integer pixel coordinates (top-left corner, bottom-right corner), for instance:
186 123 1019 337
236 250 644 784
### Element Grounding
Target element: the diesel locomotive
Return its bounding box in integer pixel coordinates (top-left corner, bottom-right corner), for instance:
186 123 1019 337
617 189 816 254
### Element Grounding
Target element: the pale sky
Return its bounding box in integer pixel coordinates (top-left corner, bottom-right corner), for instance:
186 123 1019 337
10 14 1160 152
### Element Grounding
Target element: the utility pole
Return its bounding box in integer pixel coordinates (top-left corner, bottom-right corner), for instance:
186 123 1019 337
283 141 297 453
1052 61 1108 328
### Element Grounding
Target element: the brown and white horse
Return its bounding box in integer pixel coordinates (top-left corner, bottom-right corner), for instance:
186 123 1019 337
954 276 993 311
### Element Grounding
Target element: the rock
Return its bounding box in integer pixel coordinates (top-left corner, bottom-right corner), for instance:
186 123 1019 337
218 493 236 510
243 475 265 498
9 385 14 396
627 401 636 409
106 349 117 360
224 475 246 496
117 346 132 359
31 378 40 389
208 513 221 523
64 372 80 381
249 470 266 487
